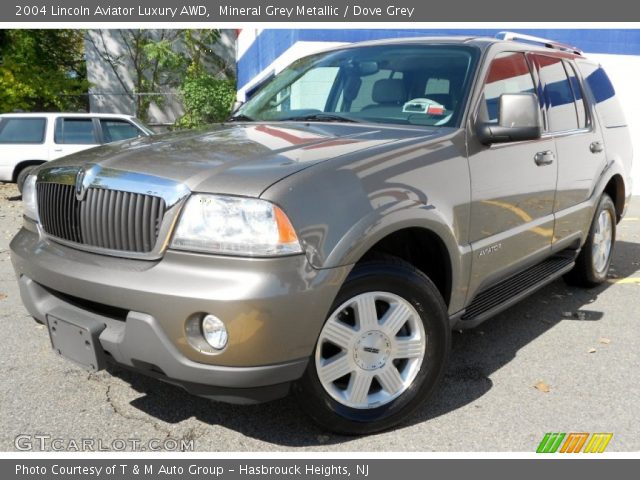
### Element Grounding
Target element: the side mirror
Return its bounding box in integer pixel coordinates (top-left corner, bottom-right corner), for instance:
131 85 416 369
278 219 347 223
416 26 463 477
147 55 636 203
477 93 542 145
231 100 244 114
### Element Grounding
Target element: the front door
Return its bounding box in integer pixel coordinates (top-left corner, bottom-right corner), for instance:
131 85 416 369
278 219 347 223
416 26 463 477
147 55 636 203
467 51 558 301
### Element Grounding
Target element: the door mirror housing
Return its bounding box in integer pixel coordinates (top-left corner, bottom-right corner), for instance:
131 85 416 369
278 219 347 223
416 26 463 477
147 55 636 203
477 93 543 145
231 100 244 114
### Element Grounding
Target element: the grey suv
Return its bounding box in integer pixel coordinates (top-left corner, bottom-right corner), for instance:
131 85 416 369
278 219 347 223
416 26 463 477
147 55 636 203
10 33 633 434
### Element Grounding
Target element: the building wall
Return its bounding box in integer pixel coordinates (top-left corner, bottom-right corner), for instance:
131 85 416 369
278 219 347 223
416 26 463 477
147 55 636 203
237 29 640 194
85 29 236 127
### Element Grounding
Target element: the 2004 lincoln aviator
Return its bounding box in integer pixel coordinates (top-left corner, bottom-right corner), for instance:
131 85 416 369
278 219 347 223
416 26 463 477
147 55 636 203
11 34 632 433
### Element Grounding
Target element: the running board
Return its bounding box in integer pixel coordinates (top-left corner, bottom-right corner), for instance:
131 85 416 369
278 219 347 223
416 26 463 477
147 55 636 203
457 251 577 328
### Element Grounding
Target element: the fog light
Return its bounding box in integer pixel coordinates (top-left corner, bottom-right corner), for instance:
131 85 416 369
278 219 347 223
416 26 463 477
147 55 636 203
201 315 228 350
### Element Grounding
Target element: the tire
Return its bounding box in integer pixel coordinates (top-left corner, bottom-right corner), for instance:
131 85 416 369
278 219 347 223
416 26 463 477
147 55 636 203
16 165 39 193
564 193 617 287
293 255 450 435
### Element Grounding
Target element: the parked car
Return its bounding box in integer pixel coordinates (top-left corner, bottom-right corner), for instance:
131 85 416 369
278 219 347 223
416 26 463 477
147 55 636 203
10 33 632 434
0 112 152 191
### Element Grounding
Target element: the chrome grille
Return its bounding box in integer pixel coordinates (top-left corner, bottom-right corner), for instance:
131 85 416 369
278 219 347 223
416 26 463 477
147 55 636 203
37 183 166 253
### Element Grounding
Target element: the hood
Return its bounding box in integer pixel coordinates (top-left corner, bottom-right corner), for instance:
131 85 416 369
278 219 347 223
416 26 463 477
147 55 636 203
44 122 448 197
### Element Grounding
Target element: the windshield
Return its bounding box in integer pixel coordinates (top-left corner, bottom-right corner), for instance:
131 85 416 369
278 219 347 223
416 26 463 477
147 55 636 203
235 44 479 127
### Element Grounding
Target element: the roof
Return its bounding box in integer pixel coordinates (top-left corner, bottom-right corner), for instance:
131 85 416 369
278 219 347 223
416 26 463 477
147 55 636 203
0 112 137 119
320 34 585 58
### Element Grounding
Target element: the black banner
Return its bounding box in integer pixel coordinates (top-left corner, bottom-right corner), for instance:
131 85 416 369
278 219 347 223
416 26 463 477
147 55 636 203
4 459 640 480
3 0 640 22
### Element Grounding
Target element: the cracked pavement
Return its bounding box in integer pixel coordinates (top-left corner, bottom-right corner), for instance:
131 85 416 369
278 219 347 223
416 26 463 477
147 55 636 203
1 182 639 451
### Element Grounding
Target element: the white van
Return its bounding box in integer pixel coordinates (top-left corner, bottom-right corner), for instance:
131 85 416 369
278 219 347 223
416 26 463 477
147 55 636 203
0 113 153 191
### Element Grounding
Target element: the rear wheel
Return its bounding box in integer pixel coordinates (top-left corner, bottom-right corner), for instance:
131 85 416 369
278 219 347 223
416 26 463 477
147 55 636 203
294 255 450 434
564 193 616 287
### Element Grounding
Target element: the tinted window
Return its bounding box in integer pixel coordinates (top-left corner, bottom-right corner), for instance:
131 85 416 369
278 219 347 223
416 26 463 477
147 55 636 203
55 118 97 145
483 53 535 123
0 118 46 144
534 55 579 132
577 61 626 128
100 119 141 142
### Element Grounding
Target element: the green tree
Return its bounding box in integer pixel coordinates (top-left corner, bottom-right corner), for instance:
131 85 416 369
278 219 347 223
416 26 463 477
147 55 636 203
0 30 89 112
176 65 237 128
176 30 237 128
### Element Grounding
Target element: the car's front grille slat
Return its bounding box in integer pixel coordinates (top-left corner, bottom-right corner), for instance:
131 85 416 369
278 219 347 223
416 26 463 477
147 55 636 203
36 183 166 254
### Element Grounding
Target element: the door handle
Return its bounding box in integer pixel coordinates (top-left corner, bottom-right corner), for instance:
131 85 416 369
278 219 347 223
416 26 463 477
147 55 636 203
53 148 63 152
534 150 555 166
590 141 604 153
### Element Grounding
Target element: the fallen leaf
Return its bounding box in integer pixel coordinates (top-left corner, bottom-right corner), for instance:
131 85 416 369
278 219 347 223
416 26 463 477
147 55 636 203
599 337 611 344
534 381 551 393
588 348 597 353
0 293 6 301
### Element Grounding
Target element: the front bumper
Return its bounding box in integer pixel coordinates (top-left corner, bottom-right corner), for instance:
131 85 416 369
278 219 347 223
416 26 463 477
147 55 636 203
10 227 351 402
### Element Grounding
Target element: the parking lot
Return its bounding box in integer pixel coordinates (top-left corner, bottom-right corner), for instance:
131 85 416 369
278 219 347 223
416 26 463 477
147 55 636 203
0 181 638 452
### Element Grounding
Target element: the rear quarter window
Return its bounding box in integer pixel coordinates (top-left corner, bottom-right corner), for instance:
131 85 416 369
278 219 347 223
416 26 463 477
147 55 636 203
0 118 47 144
577 61 627 128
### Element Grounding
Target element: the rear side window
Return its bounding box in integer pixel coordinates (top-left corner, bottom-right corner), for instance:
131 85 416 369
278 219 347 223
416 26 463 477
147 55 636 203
55 118 97 145
0 118 46 144
483 52 535 123
100 119 142 142
577 61 626 128
532 55 580 132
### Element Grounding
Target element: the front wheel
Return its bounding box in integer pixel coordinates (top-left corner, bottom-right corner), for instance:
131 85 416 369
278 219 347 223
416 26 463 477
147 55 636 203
294 255 450 434
564 193 617 287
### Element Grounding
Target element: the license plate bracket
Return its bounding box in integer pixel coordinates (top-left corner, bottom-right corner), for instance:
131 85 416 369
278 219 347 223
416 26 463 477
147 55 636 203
46 314 107 372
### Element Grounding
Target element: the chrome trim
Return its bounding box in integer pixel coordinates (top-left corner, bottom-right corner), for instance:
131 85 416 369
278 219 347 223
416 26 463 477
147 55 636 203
37 201 186 260
38 165 190 208
35 165 191 260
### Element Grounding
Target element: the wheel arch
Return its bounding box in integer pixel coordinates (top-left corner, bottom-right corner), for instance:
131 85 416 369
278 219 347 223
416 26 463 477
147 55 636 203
356 227 454 308
12 160 47 182
603 173 625 222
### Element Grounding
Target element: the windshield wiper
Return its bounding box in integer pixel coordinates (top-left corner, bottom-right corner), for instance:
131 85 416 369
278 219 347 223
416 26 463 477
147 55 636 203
226 114 255 122
282 113 361 123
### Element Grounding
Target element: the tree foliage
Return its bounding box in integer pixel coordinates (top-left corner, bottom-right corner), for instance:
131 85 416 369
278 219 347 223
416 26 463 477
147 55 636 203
0 30 89 112
175 65 237 128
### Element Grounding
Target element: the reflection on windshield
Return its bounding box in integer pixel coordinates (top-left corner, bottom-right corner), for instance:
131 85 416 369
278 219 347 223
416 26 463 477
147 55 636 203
235 44 479 128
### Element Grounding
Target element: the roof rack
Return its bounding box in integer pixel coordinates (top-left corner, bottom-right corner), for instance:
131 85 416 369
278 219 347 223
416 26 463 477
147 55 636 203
495 31 583 55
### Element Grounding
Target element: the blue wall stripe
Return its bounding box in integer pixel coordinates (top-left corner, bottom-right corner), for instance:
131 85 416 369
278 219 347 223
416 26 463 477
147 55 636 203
237 29 640 89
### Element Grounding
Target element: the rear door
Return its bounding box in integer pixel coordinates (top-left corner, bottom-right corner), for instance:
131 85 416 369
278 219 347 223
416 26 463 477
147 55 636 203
529 54 607 249
51 117 99 160
467 51 558 299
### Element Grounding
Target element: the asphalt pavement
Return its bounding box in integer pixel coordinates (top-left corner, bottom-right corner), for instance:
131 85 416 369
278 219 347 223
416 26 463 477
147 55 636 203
1 181 638 452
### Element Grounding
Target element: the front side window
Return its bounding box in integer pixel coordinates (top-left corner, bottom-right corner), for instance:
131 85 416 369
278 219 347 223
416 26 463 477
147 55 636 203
235 45 479 128
0 118 46 144
532 54 580 132
482 52 535 123
100 119 143 142
54 118 97 145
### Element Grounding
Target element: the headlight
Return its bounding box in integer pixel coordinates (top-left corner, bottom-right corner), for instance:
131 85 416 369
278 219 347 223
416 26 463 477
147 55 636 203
22 175 39 222
171 194 302 256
